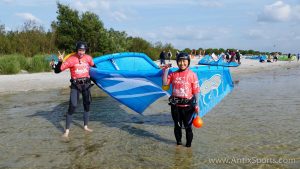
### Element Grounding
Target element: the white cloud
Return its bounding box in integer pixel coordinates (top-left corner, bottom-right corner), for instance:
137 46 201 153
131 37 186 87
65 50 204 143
110 11 128 22
126 25 230 50
71 0 99 12
98 0 110 10
15 13 41 23
258 1 291 22
69 0 131 22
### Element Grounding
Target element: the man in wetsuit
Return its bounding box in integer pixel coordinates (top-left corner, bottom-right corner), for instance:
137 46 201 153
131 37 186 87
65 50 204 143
162 52 200 147
51 41 95 137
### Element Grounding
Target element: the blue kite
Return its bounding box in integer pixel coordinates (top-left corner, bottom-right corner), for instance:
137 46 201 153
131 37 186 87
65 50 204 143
90 52 234 118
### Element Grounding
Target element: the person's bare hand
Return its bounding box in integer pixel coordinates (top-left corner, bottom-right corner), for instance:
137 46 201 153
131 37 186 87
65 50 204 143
58 51 65 62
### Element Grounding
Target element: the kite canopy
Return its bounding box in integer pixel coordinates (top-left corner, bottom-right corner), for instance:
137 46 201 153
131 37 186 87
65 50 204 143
198 54 239 67
90 52 234 117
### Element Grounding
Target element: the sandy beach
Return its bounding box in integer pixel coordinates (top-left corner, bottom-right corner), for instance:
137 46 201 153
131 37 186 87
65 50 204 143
0 57 299 94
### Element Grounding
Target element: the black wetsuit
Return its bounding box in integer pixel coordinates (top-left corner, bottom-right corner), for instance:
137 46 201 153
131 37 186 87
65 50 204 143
169 97 195 147
66 78 93 129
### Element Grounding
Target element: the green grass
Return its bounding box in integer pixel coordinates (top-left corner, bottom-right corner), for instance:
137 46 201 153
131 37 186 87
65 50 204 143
0 54 52 74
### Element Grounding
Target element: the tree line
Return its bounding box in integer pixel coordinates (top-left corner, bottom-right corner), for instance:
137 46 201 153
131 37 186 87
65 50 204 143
0 3 280 61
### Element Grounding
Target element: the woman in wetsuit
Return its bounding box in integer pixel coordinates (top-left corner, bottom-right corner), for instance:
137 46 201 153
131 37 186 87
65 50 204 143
51 41 95 137
162 52 200 147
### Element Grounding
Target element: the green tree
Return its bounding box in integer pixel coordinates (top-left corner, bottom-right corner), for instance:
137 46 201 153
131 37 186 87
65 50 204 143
16 21 48 57
52 3 81 52
106 28 128 54
80 12 107 54
0 24 6 54
182 48 191 54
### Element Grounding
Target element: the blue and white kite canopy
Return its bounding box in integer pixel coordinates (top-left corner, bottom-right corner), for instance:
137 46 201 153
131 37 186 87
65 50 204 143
90 52 234 117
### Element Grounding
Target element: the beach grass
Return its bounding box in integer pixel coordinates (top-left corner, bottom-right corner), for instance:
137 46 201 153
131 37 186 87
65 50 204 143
0 54 52 74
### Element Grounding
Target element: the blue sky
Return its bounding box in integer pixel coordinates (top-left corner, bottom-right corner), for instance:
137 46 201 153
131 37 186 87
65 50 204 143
1 0 300 53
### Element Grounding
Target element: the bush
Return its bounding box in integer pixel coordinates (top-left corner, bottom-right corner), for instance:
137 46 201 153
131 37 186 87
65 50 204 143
0 55 21 74
27 54 52 73
0 54 52 74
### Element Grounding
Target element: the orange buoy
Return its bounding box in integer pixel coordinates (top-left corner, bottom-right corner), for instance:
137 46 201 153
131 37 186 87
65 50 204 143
193 116 203 128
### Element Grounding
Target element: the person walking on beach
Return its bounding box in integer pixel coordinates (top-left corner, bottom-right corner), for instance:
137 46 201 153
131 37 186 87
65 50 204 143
162 52 200 147
229 50 236 62
235 50 241 64
225 50 230 61
288 53 291 63
167 50 172 62
297 53 300 62
176 50 180 57
273 53 278 62
159 50 166 66
51 41 95 137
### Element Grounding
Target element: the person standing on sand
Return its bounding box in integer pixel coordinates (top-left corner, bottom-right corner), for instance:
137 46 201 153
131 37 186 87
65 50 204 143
225 49 230 61
50 41 95 137
162 52 200 147
273 53 278 62
176 50 180 57
236 50 241 64
168 50 172 62
159 50 166 66
297 53 300 62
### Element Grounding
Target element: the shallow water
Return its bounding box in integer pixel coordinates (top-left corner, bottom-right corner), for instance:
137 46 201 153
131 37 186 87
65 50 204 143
1 67 300 169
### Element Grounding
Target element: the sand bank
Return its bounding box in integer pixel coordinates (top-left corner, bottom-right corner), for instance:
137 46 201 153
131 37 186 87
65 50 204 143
0 58 299 94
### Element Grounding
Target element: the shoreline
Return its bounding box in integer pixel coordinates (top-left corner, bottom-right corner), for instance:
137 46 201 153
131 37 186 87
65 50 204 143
1 58 299 95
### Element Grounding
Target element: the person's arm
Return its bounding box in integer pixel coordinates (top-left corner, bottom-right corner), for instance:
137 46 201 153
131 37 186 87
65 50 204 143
162 67 170 90
52 51 65 73
194 93 200 114
192 73 200 114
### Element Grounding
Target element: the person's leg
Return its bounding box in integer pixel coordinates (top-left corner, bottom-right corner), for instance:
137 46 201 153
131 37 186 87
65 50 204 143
171 105 182 145
82 84 93 132
63 86 79 137
182 106 195 147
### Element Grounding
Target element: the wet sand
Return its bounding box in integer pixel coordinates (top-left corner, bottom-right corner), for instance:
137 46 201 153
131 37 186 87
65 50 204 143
1 58 300 168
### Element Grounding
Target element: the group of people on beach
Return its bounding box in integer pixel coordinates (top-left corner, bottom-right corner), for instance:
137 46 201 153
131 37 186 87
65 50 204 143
160 49 243 67
51 42 200 147
262 52 300 63
224 49 241 64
